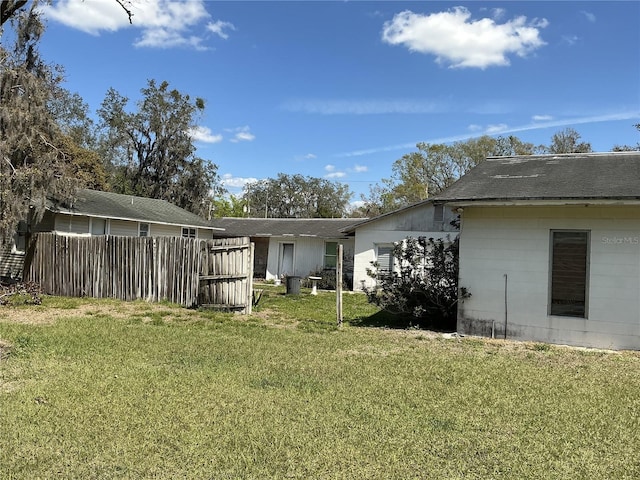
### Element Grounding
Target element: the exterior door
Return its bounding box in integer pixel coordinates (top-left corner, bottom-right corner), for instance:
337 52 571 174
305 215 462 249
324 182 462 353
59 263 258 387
279 243 294 277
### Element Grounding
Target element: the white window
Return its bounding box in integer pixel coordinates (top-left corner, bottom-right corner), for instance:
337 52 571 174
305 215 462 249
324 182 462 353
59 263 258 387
376 244 394 273
324 242 337 269
139 223 149 237
182 227 196 238
549 230 589 318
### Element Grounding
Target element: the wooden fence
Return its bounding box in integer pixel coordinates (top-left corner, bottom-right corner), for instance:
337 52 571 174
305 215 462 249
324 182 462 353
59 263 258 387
25 233 253 313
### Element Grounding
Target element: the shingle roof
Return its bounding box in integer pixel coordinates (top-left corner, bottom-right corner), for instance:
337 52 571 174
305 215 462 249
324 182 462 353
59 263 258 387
210 217 360 238
433 152 640 202
52 189 216 229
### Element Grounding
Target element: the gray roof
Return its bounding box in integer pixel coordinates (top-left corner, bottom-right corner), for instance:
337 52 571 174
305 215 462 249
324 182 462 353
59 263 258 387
52 189 216 229
210 217 360 238
433 152 640 203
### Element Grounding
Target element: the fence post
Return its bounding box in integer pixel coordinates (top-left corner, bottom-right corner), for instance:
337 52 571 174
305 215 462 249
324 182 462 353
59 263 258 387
337 244 343 326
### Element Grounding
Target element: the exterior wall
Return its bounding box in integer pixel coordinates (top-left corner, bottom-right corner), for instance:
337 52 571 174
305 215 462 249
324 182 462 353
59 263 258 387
264 236 355 282
48 213 214 239
150 223 183 237
457 205 640 350
54 214 91 235
352 204 458 290
107 219 139 237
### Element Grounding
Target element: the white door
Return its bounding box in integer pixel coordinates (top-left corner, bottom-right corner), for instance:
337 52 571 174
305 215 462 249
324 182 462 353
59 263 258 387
279 243 294 277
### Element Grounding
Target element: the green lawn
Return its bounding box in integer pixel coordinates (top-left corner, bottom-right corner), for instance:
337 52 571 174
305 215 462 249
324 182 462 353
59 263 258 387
1 286 639 479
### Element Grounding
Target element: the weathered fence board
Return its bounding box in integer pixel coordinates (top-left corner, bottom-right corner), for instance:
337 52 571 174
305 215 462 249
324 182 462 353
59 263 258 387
198 237 253 314
25 233 253 312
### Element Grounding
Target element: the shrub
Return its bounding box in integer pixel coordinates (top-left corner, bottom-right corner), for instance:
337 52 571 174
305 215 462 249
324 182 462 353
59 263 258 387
303 268 352 291
362 236 470 331
0 281 42 305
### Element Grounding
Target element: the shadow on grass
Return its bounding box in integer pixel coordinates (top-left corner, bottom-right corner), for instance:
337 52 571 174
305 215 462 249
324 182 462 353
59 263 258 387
348 310 456 333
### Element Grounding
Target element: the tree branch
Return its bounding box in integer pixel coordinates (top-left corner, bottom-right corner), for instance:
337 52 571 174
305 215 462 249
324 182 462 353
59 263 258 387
114 0 133 24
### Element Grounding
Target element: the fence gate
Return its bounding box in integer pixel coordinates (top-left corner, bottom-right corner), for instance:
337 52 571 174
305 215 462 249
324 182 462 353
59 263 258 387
198 237 254 314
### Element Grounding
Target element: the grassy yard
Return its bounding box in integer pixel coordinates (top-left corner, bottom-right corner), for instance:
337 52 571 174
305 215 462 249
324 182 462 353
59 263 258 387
1 285 639 479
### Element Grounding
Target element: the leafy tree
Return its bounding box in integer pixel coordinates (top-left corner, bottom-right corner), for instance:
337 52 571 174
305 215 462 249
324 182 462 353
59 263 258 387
612 124 640 152
359 135 528 216
362 235 470 330
543 127 592 154
49 87 98 149
210 195 247 218
0 0 79 239
97 79 225 216
243 174 352 218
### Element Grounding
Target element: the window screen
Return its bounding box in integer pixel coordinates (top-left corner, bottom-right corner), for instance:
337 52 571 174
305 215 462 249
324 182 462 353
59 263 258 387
550 230 589 318
377 245 394 273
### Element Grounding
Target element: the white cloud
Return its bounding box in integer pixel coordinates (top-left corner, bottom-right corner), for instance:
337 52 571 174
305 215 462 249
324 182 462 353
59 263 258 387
326 171 347 179
485 123 509 134
189 126 223 143
581 11 596 23
221 174 258 189
337 111 640 158
352 164 368 173
467 124 484 132
561 35 580 47
381 7 548 69
43 0 233 50
227 126 255 143
532 114 553 122
325 164 336 172
207 20 236 39
42 0 131 33
282 98 445 115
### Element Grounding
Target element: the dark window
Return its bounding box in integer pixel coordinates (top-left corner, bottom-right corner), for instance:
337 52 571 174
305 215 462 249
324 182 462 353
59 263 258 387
182 227 196 238
139 223 149 237
550 231 589 318
434 204 444 222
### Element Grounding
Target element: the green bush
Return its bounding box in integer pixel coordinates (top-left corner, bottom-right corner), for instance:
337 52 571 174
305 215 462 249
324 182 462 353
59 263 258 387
362 236 470 331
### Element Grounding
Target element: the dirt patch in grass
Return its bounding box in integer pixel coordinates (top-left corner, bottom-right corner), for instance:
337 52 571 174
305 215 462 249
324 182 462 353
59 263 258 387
0 301 200 326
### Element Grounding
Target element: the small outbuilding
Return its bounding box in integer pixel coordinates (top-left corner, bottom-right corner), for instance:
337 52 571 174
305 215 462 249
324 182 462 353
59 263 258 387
1 189 221 281
342 200 458 290
210 217 357 285
434 151 640 350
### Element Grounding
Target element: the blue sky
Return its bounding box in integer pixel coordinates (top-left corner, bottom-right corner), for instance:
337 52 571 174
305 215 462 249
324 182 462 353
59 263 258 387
36 0 640 202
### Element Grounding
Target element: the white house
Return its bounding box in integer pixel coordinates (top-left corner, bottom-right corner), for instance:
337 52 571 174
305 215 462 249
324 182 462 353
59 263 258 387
0 189 221 281
342 200 458 290
210 217 357 284
433 151 640 350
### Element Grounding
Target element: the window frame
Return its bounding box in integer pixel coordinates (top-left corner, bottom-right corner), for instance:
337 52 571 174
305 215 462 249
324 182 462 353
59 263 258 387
324 241 338 269
375 244 395 274
138 222 150 237
548 229 590 318
182 227 197 239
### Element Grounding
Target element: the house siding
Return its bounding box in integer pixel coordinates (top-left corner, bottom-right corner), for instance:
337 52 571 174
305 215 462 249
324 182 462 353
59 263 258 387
109 219 139 237
457 205 640 350
352 204 457 290
150 223 183 237
264 236 355 281
54 214 90 235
